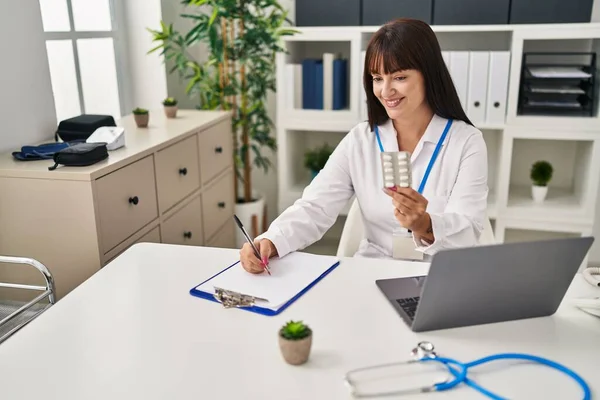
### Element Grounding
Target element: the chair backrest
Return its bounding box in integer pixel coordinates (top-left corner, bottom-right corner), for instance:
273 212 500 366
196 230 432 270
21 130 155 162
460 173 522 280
336 198 495 257
336 199 365 258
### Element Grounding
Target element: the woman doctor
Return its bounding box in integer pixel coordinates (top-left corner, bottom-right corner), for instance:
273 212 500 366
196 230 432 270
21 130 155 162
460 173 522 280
240 18 488 273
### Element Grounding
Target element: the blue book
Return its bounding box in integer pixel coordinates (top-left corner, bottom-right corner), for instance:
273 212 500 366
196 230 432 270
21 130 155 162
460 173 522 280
314 60 324 110
302 59 316 109
333 59 348 110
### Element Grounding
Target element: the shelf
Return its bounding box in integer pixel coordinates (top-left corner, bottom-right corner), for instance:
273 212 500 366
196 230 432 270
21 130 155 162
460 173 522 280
487 191 498 219
280 110 358 132
504 137 596 223
503 227 581 243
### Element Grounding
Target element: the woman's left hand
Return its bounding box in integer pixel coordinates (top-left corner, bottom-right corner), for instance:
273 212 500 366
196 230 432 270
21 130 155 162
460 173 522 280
384 186 431 234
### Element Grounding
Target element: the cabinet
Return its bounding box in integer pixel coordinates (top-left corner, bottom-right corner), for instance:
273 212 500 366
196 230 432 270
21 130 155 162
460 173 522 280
0 110 235 300
432 0 509 25
295 0 361 27
509 0 593 24
362 0 432 26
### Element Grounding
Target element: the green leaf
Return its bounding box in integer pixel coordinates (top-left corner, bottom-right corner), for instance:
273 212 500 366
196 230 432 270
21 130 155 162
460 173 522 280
208 7 218 27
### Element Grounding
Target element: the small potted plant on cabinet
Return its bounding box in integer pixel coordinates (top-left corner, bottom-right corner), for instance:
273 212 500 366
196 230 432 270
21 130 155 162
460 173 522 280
162 97 178 118
304 144 333 180
530 160 553 203
279 320 312 365
133 108 149 128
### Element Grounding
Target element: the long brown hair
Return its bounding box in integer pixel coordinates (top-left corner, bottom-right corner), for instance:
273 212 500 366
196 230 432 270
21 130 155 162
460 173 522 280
363 18 472 130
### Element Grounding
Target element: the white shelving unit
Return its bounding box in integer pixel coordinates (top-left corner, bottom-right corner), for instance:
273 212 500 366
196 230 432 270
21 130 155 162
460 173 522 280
275 22 600 256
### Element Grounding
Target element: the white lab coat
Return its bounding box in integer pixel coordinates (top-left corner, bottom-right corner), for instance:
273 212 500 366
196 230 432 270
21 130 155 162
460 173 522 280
258 114 488 259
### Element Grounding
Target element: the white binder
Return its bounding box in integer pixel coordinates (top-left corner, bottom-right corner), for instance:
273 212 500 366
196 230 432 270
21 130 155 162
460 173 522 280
442 51 451 70
323 52 335 110
359 50 367 121
486 51 511 126
449 52 469 110
467 52 490 125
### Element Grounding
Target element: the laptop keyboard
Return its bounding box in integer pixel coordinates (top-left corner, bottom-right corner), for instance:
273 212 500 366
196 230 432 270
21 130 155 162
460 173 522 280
396 297 420 320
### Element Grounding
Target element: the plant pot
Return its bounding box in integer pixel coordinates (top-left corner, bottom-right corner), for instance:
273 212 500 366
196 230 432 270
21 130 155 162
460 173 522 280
134 114 149 128
532 185 548 203
164 105 178 118
234 191 266 248
279 333 312 365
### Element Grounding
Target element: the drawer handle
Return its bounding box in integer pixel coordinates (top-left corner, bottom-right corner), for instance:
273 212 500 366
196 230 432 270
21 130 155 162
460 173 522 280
128 196 139 205
218 201 226 208
215 146 223 154
179 167 188 176
183 231 192 239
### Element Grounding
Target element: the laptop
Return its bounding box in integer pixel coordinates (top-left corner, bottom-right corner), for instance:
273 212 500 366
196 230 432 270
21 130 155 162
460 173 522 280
376 236 594 332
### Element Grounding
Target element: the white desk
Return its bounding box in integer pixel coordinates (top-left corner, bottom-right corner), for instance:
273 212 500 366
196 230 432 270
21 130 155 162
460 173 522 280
0 243 598 399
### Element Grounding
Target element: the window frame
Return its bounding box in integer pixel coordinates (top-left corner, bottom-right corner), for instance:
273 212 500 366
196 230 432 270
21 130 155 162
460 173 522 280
42 0 131 119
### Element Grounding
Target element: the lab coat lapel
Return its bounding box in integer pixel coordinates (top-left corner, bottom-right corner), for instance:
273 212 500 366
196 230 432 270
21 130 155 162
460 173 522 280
410 114 448 163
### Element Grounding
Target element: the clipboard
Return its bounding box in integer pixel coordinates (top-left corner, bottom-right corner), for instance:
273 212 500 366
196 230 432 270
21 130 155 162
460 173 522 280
189 253 340 316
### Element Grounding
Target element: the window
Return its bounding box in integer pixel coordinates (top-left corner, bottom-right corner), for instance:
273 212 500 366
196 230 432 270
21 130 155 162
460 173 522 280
39 0 127 122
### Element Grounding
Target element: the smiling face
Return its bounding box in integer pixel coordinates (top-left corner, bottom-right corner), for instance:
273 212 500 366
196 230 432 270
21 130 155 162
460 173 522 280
371 68 427 120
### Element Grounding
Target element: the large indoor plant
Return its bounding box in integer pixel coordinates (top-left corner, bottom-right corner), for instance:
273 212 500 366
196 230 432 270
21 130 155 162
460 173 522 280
148 1 296 244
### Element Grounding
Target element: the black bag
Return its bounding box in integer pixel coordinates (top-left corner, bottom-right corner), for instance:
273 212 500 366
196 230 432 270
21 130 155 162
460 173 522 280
48 143 109 171
55 114 116 142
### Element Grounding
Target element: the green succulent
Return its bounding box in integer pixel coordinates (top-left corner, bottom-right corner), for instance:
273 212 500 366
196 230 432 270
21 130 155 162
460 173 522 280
162 97 178 106
530 160 553 186
279 320 311 341
132 107 149 115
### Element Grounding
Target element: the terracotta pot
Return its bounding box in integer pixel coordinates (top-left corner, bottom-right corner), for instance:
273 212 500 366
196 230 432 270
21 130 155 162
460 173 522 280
164 105 178 118
134 113 149 128
278 333 312 365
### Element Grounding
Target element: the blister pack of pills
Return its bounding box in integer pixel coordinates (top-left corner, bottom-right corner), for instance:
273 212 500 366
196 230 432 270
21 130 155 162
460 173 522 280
380 151 412 189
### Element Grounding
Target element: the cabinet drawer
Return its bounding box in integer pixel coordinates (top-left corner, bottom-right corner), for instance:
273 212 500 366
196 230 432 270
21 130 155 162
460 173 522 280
198 120 232 185
202 173 234 239
155 135 200 213
96 155 158 253
208 220 236 249
162 196 204 246
138 225 161 244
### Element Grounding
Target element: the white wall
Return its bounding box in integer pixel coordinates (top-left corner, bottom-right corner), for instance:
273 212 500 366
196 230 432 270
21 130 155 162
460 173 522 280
0 1 57 153
123 0 168 111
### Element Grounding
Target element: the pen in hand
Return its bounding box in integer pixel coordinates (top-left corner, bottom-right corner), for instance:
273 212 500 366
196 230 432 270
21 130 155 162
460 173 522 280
233 214 271 275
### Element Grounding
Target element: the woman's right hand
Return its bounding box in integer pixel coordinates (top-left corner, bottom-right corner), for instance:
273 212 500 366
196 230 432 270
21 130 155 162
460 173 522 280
240 239 277 274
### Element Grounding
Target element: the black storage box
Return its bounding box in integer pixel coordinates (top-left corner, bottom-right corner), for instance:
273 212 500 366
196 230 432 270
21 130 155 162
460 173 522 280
55 114 116 142
433 0 509 25
509 0 593 24
362 0 432 25
296 0 360 26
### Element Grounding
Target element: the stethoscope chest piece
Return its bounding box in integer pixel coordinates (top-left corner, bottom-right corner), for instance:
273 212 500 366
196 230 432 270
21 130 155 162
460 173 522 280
411 341 436 360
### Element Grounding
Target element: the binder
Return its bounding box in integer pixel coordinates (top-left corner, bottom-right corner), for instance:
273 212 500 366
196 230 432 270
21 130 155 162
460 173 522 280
189 252 340 316
449 52 469 110
323 53 335 110
467 51 490 125
486 51 510 125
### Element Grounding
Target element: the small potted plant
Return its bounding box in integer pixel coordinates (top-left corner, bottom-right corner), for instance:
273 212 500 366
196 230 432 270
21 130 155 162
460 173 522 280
530 160 553 203
304 144 333 180
278 320 312 365
162 97 178 118
133 108 149 128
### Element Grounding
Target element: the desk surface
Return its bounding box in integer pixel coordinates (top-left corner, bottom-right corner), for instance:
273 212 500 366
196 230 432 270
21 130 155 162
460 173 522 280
0 243 598 399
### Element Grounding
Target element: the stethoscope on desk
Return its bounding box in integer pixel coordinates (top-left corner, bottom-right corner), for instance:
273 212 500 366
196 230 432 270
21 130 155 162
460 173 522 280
344 341 591 399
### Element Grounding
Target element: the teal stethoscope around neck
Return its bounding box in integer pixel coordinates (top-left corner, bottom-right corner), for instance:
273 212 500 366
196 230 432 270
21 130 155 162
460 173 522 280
374 119 453 194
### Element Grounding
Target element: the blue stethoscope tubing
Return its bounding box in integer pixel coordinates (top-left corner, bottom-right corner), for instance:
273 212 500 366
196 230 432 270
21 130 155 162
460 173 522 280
421 353 591 400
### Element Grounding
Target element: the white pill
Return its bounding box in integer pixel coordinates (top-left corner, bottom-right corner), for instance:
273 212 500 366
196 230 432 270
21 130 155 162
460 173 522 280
382 154 392 161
